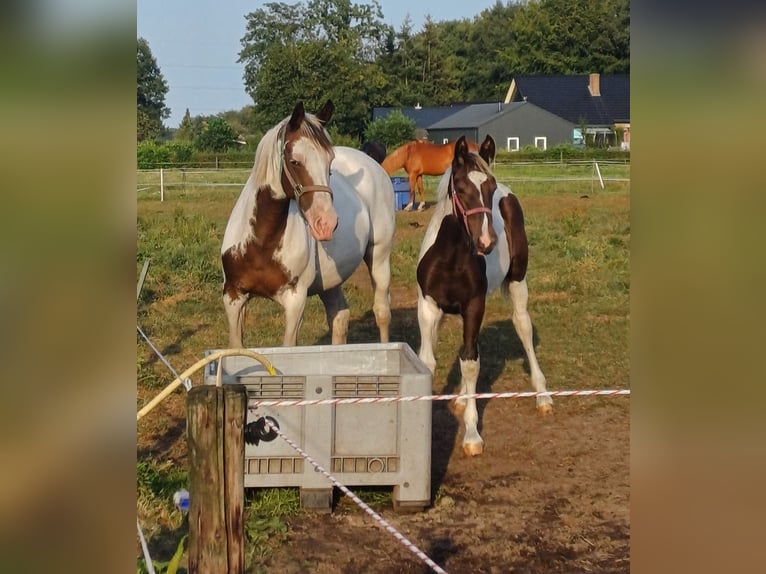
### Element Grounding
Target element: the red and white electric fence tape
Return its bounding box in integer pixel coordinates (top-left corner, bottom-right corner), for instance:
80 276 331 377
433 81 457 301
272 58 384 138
257 415 449 574
248 389 629 409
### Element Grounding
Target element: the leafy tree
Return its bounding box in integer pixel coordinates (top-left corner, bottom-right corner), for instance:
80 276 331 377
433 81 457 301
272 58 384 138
194 117 239 152
364 110 415 149
505 0 630 74
239 0 392 136
137 37 169 141
175 109 193 142
462 1 524 101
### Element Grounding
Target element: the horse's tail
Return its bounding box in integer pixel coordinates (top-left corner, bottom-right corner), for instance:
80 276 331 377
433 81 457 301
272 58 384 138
381 143 410 175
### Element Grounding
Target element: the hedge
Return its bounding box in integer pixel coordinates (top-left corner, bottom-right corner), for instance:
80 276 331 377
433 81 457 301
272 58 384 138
137 141 628 170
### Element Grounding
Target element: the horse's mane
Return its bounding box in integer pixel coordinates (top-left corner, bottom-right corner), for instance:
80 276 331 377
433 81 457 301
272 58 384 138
252 112 333 197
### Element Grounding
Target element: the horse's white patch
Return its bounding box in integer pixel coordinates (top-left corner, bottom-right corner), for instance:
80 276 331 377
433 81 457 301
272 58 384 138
467 170 488 190
221 172 258 255
292 137 331 189
468 169 492 241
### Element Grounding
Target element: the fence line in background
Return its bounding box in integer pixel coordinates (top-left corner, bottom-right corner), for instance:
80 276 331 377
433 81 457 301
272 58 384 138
137 162 630 197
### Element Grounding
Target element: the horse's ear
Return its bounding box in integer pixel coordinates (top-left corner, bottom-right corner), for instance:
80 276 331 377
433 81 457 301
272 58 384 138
316 100 334 125
453 136 469 166
479 135 496 165
289 101 306 131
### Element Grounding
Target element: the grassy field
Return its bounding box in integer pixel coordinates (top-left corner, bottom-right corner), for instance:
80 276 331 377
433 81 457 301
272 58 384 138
136 161 629 571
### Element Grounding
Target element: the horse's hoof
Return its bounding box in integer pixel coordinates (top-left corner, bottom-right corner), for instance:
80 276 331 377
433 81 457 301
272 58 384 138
403 202 414 212
417 202 426 211
537 403 553 416
463 442 484 456
448 399 466 416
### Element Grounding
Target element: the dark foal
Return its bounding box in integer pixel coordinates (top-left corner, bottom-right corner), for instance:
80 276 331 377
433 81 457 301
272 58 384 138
416 136 552 456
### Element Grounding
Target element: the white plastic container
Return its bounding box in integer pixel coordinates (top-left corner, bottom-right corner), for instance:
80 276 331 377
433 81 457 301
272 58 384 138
204 343 432 512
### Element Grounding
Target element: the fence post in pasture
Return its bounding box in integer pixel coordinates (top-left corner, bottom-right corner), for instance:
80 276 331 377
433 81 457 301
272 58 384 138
594 161 604 189
187 384 247 574
160 168 165 202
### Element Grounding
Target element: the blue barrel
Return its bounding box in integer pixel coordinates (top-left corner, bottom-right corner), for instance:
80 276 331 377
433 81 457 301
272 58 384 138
391 177 410 211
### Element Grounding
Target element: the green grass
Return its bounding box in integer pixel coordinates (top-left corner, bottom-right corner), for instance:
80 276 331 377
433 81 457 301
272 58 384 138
137 161 630 566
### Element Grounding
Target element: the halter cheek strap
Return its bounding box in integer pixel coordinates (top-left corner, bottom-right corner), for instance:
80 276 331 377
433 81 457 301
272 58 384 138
450 174 492 234
279 132 333 201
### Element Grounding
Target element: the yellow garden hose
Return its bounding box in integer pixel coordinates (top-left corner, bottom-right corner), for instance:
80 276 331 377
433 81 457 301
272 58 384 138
137 349 276 422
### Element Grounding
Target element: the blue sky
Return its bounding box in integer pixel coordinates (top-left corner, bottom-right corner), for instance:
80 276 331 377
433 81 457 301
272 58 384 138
137 0 504 127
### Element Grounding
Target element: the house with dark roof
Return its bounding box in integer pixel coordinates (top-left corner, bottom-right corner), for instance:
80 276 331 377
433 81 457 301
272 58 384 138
505 73 630 149
373 72 630 152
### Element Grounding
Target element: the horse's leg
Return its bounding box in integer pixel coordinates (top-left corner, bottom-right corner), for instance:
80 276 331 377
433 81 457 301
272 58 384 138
318 286 350 344
508 279 552 414
405 172 418 211
416 175 426 211
458 297 486 456
417 291 443 374
364 247 392 343
223 290 248 348
279 289 308 347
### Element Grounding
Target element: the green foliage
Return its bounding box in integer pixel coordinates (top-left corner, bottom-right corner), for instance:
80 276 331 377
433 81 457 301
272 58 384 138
363 110 415 149
137 37 169 141
138 141 197 169
175 109 194 142
137 460 188 501
194 117 240 152
327 127 360 148
137 141 171 169
505 0 630 75
240 0 392 136
137 535 187 574
165 141 195 164
237 0 629 137
244 489 299 564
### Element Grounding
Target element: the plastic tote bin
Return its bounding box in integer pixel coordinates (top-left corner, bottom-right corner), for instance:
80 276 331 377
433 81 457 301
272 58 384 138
391 177 410 211
204 342 433 512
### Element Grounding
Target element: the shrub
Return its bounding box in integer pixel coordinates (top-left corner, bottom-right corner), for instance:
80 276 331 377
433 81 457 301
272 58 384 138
364 111 416 149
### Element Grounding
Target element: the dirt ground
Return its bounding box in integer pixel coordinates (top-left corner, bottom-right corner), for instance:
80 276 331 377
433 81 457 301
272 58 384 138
262 395 629 574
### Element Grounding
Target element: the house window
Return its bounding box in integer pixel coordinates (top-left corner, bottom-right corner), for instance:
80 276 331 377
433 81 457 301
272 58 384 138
442 138 449 144
534 137 547 150
506 137 519 152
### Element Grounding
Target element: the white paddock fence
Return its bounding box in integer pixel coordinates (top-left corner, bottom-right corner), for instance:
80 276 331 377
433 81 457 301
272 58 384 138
137 160 630 201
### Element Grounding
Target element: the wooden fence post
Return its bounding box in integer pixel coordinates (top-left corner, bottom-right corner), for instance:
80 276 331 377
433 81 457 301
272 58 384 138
187 384 247 574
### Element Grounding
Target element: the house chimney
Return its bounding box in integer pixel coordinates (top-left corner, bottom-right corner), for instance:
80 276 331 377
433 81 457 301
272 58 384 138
588 73 601 97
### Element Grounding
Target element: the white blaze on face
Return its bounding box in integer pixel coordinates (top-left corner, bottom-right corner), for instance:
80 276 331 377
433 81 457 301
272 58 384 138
292 136 337 241
468 170 492 249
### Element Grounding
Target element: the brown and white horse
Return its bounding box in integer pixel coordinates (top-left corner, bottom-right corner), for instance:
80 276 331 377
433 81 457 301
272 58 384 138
222 101 395 347
416 136 552 456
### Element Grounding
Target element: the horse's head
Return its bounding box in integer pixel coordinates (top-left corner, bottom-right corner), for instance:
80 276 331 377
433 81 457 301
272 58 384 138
449 136 498 256
279 100 338 241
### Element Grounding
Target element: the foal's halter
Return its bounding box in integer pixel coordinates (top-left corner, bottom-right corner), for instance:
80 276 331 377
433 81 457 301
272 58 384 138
278 128 333 201
449 174 492 235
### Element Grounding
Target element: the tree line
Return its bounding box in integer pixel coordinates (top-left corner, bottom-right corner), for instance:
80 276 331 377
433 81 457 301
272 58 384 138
138 0 629 147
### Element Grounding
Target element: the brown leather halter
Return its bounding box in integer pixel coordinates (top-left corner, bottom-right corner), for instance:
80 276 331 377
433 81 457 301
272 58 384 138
450 174 492 235
279 128 333 201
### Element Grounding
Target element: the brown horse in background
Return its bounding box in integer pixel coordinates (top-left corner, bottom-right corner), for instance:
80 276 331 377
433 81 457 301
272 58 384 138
382 136 495 211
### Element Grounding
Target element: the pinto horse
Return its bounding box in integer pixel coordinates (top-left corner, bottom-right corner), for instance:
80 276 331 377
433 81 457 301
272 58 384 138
416 135 551 456
382 136 494 212
222 101 395 348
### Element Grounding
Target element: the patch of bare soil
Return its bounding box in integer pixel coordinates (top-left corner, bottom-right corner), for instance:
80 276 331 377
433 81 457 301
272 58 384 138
262 396 629 573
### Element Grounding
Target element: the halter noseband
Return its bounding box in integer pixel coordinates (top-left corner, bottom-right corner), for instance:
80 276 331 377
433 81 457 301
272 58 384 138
279 128 333 201
450 174 492 235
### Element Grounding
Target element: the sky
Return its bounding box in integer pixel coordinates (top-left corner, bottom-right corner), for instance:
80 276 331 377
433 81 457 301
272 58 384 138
137 0 504 128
